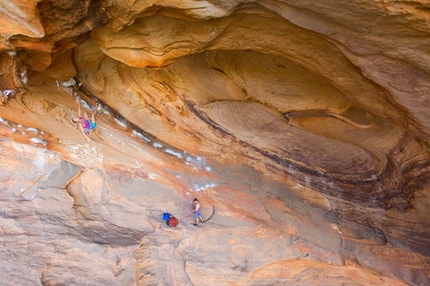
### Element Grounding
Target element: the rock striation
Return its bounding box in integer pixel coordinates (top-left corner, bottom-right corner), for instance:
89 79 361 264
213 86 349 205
0 0 429 285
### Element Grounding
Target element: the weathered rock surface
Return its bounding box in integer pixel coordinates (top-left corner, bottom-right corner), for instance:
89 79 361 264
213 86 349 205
0 0 430 285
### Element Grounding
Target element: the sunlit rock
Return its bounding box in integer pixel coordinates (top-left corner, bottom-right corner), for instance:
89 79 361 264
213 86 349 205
0 0 429 285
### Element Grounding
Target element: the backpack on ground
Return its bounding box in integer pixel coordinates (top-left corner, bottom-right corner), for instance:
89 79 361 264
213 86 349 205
167 216 179 227
162 212 171 221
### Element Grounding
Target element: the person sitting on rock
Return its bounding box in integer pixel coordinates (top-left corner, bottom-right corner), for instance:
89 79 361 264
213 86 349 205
72 96 98 140
192 198 204 226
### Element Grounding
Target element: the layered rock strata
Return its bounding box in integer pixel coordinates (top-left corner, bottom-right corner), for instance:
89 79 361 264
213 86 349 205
0 0 429 285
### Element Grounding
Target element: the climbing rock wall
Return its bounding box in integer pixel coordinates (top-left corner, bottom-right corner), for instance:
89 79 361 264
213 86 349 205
0 0 429 285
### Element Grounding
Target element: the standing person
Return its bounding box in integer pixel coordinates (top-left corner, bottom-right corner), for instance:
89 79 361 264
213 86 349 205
72 96 98 140
192 198 204 226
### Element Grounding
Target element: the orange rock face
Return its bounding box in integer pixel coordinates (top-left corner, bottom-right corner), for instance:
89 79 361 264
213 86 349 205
0 1 429 285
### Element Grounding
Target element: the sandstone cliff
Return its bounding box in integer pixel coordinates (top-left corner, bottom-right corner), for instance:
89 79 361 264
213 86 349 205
0 0 429 285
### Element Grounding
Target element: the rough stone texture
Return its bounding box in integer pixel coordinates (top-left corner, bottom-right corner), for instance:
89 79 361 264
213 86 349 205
0 0 430 285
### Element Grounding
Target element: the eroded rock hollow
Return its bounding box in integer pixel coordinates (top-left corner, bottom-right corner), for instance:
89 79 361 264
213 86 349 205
1 0 429 285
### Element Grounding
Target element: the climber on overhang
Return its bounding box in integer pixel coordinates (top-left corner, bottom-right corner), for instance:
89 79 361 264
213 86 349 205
72 95 99 140
192 198 204 226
